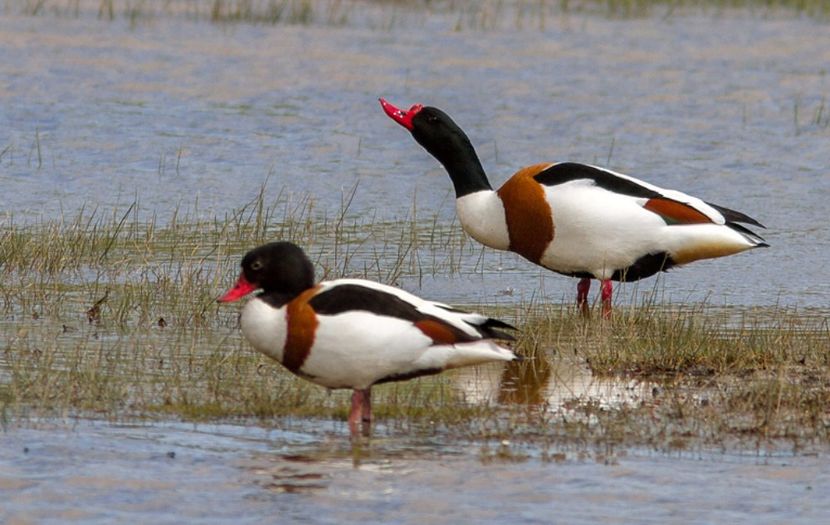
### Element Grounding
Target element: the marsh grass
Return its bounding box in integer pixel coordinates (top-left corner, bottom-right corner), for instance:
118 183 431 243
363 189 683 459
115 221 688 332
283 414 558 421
512 297 829 376
2 193 829 449
509 303 830 447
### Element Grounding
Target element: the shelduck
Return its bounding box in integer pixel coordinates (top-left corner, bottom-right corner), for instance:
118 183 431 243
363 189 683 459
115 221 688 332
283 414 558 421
218 241 518 436
380 98 768 316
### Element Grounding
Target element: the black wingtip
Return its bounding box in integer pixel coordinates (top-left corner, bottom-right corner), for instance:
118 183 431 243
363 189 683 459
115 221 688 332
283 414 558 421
484 317 518 331
706 201 766 228
739 216 766 229
483 317 519 342
726 221 768 246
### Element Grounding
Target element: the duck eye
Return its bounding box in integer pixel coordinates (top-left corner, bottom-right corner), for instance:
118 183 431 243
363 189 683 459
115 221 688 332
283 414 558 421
250 260 263 271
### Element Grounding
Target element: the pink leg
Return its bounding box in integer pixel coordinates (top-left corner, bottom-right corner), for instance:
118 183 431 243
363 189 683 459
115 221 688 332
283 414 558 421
348 389 363 437
361 388 372 437
349 388 372 437
600 279 613 319
576 278 591 317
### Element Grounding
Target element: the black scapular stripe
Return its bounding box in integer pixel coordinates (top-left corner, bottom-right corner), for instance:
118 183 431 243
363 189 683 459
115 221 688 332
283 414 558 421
308 283 515 341
533 162 661 199
310 284 434 320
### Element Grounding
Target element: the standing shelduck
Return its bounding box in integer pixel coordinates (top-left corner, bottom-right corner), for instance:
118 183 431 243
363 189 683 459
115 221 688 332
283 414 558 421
380 99 768 317
218 241 518 436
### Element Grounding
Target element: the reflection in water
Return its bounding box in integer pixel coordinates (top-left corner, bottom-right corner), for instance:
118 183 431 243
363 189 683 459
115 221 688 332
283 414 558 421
454 356 654 416
496 354 553 406
237 434 469 496
242 454 330 494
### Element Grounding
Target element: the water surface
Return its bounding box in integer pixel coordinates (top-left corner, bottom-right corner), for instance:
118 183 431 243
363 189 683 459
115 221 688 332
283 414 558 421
1 5 828 306
1 419 827 524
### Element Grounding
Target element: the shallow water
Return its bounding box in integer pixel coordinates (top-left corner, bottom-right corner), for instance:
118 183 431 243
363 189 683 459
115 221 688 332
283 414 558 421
2 419 828 524
1 4 828 306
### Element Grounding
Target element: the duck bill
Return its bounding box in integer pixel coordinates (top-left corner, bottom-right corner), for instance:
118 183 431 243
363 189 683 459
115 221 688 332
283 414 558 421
379 98 422 131
218 273 257 303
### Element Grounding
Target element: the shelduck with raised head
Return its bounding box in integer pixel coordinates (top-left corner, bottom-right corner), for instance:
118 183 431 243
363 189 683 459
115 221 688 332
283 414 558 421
218 241 518 436
380 98 768 317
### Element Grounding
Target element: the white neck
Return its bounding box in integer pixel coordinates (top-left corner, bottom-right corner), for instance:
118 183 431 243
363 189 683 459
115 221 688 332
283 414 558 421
455 190 510 250
240 298 287 363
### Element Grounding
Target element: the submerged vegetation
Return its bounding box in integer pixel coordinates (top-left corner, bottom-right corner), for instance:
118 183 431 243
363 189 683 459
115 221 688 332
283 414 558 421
2 193 828 452
7 0 830 28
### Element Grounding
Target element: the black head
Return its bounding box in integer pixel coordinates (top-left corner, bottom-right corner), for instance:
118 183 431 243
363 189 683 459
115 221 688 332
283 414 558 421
380 98 490 196
218 241 315 303
409 107 480 165
381 99 472 158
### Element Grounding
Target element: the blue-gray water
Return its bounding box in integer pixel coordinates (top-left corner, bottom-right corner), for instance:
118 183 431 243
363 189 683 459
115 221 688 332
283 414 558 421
1 5 828 307
2 420 828 524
